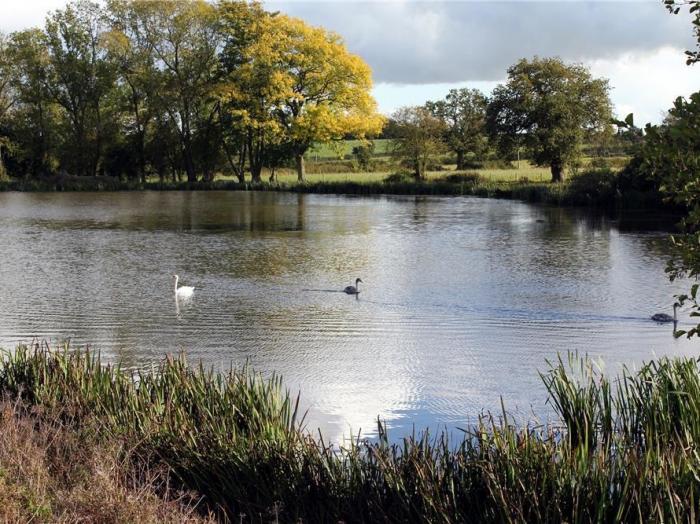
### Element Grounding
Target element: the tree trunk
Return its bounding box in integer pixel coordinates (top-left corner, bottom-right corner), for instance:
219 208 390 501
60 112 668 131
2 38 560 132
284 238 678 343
456 150 465 170
138 133 147 184
250 164 262 183
414 165 422 181
183 147 196 183
550 161 564 183
0 145 6 180
222 145 245 184
414 156 425 181
269 167 276 183
296 154 305 182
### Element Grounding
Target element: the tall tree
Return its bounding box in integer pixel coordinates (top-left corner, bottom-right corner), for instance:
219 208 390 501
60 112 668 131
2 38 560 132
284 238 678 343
486 57 612 182
0 34 12 123
241 14 383 181
5 29 58 177
426 88 488 170
129 0 222 183
217 1 279 183
0 33 13 179
391 106 446 181
43 0 116 177
651 0 700 337
104 0 161 182
639 93 700 336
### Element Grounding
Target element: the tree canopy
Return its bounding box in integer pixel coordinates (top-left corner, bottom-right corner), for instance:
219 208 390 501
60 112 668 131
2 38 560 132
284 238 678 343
390 106 446 181
486 57 613 182
219 9 383 181
425 88 488 170
0 0 382 183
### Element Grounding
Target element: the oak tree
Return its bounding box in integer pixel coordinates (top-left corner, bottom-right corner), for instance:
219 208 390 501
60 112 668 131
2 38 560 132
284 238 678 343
426 88 488 170
486 57 612 182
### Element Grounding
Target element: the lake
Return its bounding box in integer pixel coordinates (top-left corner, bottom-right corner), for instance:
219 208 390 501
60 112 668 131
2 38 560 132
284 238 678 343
0 191 695 442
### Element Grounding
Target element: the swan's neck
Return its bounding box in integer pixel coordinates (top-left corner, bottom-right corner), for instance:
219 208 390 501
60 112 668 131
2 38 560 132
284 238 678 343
174 276 179 293
674 304 678 321
355 280 360 291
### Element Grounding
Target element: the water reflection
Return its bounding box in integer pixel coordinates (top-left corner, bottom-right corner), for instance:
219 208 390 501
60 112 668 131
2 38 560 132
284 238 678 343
0 191 695 442
175 295 194 317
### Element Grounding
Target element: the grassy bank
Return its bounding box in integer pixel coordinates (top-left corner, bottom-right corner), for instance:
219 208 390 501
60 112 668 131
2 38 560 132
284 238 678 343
0 168 667 211
3 346 700 522
0 399 212 522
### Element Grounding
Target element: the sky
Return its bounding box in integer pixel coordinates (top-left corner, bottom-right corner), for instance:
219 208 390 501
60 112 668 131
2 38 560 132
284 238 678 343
1 0 698 125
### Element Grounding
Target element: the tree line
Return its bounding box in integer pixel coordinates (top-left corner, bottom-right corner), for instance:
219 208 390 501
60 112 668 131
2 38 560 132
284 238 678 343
387 56 616 183
0 0 686 188
0 0 383 183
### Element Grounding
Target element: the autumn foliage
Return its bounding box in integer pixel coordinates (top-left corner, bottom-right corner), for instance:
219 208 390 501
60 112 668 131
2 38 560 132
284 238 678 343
0 0 383 183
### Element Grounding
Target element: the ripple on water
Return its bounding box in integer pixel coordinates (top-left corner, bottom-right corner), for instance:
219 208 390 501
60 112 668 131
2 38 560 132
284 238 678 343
0 191 695 441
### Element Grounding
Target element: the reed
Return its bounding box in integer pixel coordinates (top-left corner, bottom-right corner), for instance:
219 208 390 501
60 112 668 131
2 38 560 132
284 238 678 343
2 345 700 522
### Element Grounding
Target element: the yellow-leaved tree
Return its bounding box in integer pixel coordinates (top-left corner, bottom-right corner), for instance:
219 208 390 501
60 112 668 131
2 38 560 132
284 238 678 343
237 13 384 181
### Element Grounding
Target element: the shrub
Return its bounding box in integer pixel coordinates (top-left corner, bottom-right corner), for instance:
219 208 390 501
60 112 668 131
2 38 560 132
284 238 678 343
351 142 375 171
383 172 416 183
444 171 483 184
566 168 618 205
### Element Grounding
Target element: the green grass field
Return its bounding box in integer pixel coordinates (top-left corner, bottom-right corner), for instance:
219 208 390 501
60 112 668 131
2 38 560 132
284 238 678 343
307 138 393 159
217 162 553 185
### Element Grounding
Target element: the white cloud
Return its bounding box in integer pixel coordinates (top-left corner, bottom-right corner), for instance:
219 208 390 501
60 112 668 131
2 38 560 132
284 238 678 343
270 1 696 83
589 47 700 125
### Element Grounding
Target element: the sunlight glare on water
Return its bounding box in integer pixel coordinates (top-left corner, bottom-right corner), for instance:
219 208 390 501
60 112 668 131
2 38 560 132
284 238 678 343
0 191 695 442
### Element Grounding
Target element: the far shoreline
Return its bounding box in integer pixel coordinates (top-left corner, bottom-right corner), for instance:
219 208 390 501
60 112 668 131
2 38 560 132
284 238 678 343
0 172 676 216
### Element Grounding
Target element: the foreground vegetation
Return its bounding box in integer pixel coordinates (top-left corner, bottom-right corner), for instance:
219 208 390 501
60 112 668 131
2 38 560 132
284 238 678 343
3 345 700 522
0 400 211 522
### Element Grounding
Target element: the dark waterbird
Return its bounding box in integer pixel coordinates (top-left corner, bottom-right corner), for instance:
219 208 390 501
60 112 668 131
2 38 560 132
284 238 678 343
344 278 362 295
651 303 678 323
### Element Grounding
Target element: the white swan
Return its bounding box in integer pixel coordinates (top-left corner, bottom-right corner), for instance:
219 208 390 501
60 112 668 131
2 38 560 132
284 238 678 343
344 278 362 295
651 303 677 323
173 274 194 298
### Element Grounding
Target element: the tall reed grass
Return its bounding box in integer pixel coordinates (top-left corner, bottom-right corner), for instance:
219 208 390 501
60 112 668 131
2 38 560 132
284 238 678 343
2 346 700 522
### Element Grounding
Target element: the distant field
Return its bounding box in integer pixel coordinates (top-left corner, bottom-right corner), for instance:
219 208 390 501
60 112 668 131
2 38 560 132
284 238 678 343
305 140 627 175
307 139 393 159
215 163 553 185
212 138 628 185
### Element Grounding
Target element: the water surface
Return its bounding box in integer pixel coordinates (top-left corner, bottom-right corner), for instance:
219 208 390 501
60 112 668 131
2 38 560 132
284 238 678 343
0 191 695 441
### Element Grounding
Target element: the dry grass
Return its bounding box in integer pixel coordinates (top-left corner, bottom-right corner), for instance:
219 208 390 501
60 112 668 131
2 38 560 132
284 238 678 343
0 400 212 524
